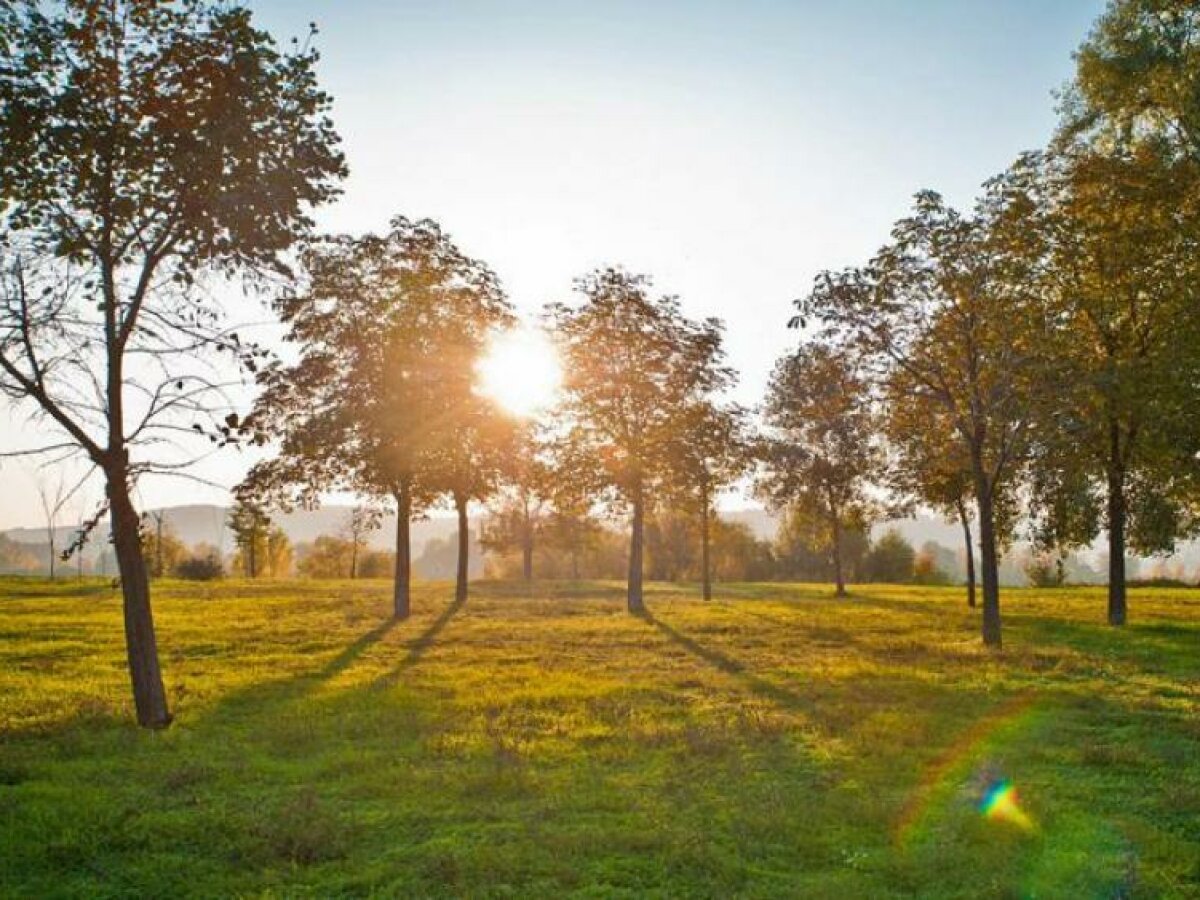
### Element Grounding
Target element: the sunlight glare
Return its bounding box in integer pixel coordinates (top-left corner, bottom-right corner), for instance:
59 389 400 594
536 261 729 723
477 326 562 417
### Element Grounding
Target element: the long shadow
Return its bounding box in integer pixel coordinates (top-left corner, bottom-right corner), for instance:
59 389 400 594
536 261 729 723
638 609 820 718
317 618 398 683
373 597 465 688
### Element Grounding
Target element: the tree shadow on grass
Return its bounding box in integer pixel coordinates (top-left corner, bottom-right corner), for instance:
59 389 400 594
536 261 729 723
1008 615 1200 679
637 608 823 722
372 597 465 688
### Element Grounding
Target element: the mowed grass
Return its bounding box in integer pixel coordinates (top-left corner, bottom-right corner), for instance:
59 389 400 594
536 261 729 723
1 578 1198 898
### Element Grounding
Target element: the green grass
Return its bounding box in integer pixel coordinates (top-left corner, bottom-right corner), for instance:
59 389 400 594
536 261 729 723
1 577 1198 898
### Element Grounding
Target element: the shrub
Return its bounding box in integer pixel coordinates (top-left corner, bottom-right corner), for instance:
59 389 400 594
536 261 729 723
174 554 224 581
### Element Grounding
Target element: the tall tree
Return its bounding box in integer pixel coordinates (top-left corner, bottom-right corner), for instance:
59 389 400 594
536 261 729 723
549 268 732 613
1018 146 1200 625
0 0 344 727
243 217 511 617
1051 2 1200 622
797 186 1041 646
758 345 882 598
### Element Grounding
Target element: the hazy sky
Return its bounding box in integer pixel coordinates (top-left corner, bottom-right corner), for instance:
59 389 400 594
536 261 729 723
0 0 1105 528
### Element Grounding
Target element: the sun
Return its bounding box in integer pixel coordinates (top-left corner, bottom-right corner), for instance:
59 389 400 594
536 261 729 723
477 326 562 417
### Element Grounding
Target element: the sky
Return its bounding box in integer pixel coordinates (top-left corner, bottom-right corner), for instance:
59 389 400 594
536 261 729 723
0 0 1106 529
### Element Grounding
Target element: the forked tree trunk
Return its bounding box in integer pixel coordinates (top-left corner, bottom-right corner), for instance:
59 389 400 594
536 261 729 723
956 497 976 609
972 466 1002 648
392 484 412 619
627 481 645 614
106 462 171 728
701 483 712 602
1106 453 1128 627
454 492 469 605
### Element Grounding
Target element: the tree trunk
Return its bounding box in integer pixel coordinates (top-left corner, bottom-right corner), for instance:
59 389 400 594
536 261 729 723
701 483 712 602
392 485 412 619
627 480 645 614
454 492 469 605
350 540 358 580
956 496 976 609
1106 457 1128 627
830 504 846 598
106 463 171 728
972 471 1002 648
521 506 533 582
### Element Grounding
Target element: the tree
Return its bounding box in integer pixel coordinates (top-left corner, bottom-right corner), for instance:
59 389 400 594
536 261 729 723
228 500 271 578
35 470 68 579
1063 0 1200 165
243 217 510 618
297 534 353 579
1053 0 1200 623
668 401 750 600
863 529 915 583
482 428 552 583
549 268 732 613
758 345 882 597
773 501 869 583
0 1 344 727
341 505 381 579
797 186 1041 646
1016 147 1200 625
424 367 517 605
884 390 1004 607
140 515 186 578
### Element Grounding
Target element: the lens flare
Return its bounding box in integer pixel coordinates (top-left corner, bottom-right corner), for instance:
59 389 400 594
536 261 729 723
980 780 1034 832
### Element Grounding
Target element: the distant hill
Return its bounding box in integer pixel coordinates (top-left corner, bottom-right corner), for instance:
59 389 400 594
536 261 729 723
2 503 461 561
6 502 1198 584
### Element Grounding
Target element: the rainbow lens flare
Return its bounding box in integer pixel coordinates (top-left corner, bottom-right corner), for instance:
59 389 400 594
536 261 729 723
980 780 1034 832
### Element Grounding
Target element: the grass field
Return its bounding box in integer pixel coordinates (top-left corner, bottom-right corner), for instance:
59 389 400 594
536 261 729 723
1 577 1197 898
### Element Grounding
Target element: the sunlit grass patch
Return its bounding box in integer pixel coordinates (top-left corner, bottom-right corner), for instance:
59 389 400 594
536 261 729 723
0 578 1197 896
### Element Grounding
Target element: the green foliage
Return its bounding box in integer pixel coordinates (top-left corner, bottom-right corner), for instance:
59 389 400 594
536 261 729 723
549 268 734 609
773 502 869 583
759 345 882 595
863 529 915 584
0 578 1197 896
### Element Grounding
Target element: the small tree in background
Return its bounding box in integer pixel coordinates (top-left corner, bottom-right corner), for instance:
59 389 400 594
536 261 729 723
228 501 272 579
758 345 882 598
341 506 382 580
863 529 915 584
549 268 732 613
668 401 750 600
482 427 553 582
140 516 187 579
35 471 68 579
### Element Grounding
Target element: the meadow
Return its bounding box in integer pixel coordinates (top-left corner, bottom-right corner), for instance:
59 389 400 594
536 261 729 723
1 577 1197 898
